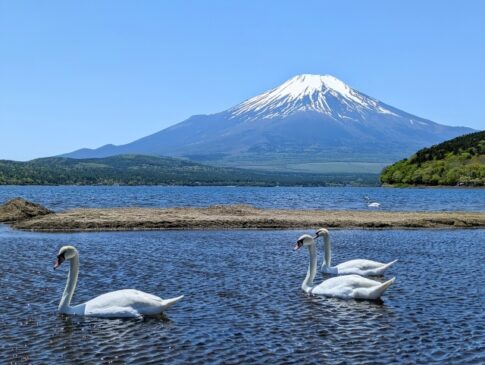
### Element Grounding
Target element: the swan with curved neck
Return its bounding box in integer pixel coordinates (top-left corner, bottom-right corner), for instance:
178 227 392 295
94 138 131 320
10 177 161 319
54 246 183 318
315 228 397 276
364 195 380 208
294 235 395 300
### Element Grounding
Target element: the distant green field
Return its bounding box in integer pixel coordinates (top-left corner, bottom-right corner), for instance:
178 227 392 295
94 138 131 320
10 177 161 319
248 162 389 174
196 152 394 174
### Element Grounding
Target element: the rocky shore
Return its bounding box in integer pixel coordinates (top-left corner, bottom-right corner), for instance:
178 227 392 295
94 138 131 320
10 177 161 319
1 198 484 232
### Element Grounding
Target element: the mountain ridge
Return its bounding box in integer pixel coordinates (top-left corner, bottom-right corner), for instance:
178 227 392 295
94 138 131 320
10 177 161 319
64 74 474 172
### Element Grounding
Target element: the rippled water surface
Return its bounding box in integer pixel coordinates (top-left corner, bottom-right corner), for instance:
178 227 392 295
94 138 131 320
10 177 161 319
0 227 484 364
0 185 484 212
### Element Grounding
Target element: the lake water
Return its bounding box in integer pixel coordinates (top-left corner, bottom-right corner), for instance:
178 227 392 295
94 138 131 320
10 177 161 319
0 185 484 212
0 227 484 364
1 186 484 363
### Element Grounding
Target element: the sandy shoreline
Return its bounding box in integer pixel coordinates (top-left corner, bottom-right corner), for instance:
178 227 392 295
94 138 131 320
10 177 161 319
1 199 484 232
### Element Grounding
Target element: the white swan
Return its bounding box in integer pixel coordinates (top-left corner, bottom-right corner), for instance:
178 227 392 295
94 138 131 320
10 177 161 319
364 195 380 208
314 228 397 276
53 246 183 318
294 234 395 300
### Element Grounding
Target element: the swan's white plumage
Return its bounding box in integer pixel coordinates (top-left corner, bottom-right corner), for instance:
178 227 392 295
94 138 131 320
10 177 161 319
296 234 394 300
74 290 184 318
55 246 183 318
364 195 380 208
315 228 397 276
329 259 398 276
311 274 395 300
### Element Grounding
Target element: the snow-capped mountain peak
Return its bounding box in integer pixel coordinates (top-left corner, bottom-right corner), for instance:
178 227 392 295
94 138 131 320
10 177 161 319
230 73 396 120
64 72 474 167
275 74 355 100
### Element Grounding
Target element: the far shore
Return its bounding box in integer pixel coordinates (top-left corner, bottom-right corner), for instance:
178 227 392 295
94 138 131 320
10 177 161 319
1 198 484 232
381 183 485 189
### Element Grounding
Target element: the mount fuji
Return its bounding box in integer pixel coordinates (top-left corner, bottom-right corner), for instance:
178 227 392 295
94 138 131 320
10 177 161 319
64 74 474 173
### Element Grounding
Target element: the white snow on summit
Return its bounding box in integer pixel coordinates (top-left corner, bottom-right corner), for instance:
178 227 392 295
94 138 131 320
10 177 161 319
230 74 397 120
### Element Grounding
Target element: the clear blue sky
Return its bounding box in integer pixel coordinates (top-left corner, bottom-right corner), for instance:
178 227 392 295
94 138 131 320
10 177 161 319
1 0 484 160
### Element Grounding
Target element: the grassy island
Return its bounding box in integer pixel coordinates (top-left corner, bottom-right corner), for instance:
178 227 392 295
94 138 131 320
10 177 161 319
1 198 484 232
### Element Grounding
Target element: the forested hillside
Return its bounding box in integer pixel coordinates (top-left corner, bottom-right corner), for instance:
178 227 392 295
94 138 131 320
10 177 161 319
0 154 378 186
381 131 485 186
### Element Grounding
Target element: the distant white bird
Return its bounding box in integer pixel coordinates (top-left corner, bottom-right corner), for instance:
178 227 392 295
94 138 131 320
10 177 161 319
54 246 183 318
294 235 395 300
364 195 380 208
314 228 397 276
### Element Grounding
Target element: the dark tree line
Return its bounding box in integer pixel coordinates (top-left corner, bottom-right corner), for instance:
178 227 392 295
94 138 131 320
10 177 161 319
0 154 379 186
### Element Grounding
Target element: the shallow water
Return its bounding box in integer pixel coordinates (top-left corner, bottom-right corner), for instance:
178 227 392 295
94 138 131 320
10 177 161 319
0 227 484 364
0 185 484 212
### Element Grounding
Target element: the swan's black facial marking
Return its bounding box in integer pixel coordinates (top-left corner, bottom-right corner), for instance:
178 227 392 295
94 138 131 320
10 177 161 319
54 252 65 270
294 239 304 251
314 229 325 238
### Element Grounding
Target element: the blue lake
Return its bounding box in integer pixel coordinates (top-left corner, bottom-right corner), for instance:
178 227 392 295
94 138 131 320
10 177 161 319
0 185 484 212
0 186 484 363
0 227 484 364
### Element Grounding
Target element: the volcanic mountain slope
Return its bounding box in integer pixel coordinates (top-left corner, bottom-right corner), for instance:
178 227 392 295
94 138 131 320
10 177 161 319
65 74 473 172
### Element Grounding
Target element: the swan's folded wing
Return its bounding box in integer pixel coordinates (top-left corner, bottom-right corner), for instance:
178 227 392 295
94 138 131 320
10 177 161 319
311 275 393 300
84 306 142 318
83 289 166 317
311 275 363 298
353 277 395 300
336 259 385 271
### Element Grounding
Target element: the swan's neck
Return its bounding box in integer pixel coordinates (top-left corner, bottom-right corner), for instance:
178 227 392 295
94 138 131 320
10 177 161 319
302 244 317 293
58 254 79 313
320 232 332 269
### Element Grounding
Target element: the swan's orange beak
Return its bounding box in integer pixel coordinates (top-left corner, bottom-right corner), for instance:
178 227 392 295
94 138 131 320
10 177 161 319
53 254 65 270
294 240 303 251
